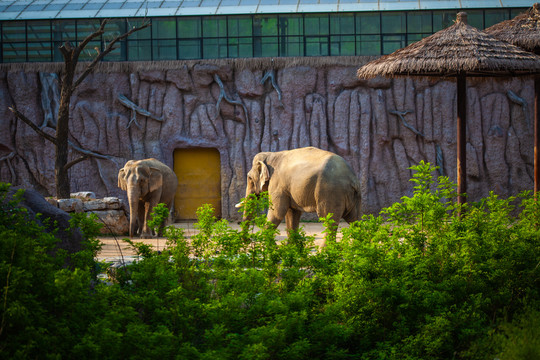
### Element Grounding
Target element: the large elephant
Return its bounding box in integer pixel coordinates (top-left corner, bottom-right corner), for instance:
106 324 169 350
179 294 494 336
118 158 178 238
237 147 361 243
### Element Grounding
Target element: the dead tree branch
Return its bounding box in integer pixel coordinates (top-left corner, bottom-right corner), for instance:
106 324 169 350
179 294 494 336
8 106 57 145
73 19 150 89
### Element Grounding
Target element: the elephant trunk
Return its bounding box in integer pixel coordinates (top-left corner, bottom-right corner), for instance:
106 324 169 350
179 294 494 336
236 188 258 222
127 187 140 238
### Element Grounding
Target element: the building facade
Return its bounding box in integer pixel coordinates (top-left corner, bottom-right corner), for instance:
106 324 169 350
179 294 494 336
0 1 536 220
1 1 530 62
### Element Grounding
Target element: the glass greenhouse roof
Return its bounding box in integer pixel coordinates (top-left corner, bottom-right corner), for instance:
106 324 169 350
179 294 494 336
0 0 534 20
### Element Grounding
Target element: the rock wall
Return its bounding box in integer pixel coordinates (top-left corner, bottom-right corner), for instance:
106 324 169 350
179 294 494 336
0 59 535 220
48 192 129 235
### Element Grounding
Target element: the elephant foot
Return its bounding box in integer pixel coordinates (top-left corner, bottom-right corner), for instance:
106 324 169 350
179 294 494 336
140 233 153 239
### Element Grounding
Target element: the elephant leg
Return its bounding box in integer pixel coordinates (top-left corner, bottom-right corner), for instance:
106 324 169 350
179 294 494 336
141 202 153 238
137 200 145 237
343 207 359 224
285 208 302 232
157 201 173 237
267 196 289 228
317 203 343 247
143 196 162 238
165 200 175 226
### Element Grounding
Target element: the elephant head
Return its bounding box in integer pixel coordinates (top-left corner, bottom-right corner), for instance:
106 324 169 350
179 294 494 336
235 157 270 214
118 161 163 237
246 160 270 196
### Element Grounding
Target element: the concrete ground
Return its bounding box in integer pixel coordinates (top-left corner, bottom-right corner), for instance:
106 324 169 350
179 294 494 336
96 221 349 262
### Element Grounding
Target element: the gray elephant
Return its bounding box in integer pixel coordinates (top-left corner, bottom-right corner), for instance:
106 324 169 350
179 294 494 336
237 147 361 244
118 158 178 238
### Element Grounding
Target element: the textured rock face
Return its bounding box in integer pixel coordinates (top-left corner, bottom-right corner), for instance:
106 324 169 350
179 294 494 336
0 62 535 220
53 194 129 235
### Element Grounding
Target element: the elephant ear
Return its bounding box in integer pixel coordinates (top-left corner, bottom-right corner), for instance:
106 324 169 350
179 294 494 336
148 167 163 194
118 168 128 191
257 161 270 193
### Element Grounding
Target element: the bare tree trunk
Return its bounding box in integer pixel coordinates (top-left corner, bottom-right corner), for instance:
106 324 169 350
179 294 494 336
9 18 150 199
56 49 76 198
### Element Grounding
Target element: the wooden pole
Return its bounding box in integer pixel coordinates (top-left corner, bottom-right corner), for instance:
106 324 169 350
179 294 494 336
535 77 539 198
457 73 467 206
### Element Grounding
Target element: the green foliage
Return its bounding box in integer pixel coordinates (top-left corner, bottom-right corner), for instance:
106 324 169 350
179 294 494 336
1 162 539 359
69 211 103 269
147 202 170 237
0 183 103 358
489 306 540 360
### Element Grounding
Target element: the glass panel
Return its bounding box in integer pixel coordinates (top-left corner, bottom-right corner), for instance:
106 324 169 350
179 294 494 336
126 19 151 40
228 16 252 37
510 8 526 18
484 9 509 28
357 34 380 55
2 42 26 62
103 40 126 61
203 17 227 37
407 11 431 33
253 36 278 57
53 41 64 61
2 21 25 42
280 36 303 56
306 36 328 56
52 20 76 42
382 34 405 54
27 21 51 42
305 15 329 36
28 41 52 62
433 11 455 31
203 37 227 58
330 13 354 35
77 20 101 41
128 39 152 61
178 17 201 38
382 12 405 33
153 39 176 59
84 2 103 11
78 40 100 61
407 33 427 45
357 13 380 34
279 15 303 36
466 10 483 29
228 37 252 57
103 19 126 42
178 39 201 59
330 35 355 55
253 15 277 36
153 18 176 39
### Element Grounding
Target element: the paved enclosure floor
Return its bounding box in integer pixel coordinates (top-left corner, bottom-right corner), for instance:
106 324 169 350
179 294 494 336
97 221 349 262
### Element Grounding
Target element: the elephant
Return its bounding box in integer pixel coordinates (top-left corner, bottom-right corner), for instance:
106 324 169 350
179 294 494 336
236 147 361 245
118 158 178 238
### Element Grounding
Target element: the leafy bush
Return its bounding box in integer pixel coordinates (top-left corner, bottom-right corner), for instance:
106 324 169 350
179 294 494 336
0 183 102 358
1 161 539 359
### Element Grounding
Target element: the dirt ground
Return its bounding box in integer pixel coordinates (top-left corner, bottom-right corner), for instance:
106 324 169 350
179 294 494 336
97 221 349 261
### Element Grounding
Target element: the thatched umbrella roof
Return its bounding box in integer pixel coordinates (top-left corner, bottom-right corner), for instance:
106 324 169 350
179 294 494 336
357 12 540 79
484 3 540 54
357 12 540 205
485 3 540 196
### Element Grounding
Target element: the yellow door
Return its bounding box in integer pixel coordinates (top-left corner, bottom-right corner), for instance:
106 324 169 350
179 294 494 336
173 148 222 220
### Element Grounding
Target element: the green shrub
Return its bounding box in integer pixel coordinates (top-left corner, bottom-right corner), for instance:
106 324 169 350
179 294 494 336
0 183 102 358
1 162 538 359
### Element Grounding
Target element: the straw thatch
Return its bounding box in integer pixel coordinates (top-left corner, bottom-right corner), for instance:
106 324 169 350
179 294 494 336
0 55 374 74
484 3 540 54
356 12 540 80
